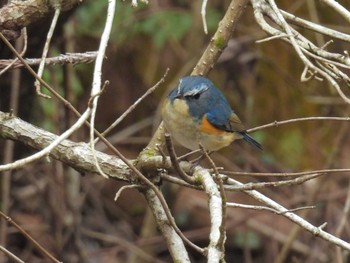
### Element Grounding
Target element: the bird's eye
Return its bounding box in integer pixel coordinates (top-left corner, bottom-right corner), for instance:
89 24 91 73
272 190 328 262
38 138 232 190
183 89 204 100
193 93 200 100
184 93 200 100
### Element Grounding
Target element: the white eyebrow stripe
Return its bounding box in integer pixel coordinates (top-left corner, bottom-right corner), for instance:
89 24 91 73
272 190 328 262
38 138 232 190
177 79 183 95
183 83 208 96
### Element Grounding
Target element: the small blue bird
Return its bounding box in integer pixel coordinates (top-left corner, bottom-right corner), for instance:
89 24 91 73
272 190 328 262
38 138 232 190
162 76 261 151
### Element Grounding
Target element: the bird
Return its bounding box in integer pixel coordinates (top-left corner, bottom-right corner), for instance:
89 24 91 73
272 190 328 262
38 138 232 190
162 76 262 152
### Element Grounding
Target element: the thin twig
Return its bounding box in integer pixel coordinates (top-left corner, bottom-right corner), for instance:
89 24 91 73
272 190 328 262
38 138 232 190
201 0 208 34
34 6 61 98
80 227 165 263
0 32 116 161
96 68 169 143
0 28 27 75
222 168 350 177
248 116 350 133
114 185 140 202
165 134 196 184
335 181 350 261
251 0 350 104
0 246 24 263
89 0 116 179
226 176 350 251
161 174 202 190
227 203 315 215
0 33 23 249
0 110 91 172
0 210 61 263
225 173 324 191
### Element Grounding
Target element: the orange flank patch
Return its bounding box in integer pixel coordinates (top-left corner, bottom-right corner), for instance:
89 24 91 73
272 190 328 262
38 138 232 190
199 115 226 135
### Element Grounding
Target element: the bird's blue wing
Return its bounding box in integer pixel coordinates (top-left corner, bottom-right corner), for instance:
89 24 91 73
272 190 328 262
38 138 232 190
206 108 244 133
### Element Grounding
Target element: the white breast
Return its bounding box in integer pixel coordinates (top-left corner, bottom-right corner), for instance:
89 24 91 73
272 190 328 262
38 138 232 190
162 99 201 150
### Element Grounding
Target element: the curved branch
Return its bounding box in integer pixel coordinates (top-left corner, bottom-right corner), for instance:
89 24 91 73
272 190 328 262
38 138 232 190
251 0 350 104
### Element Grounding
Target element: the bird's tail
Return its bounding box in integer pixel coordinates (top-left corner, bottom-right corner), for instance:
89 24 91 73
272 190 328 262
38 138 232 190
241 132 262 150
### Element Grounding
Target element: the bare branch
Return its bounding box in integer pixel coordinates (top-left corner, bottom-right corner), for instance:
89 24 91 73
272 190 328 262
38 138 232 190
0 246 24 263
114 185 140 202
320 0 350 23
165 134 196 184
193 167 225 262
89 0 116 179
0 210 61 263
224 173 324 191
96 68 169 143
335 182 350 261
34 6 61 98
0 111 131 180
280 10 350 43
193 0 249 76
201 0 208 34
227 203 315 214
0 0 82 40
251 0 350 104
223 168 350 177
80 228 165 263
0 52 98 70
248 116 350 133
143 189 191 262
0 109 91 172
226 177 350 251
0 28 27 75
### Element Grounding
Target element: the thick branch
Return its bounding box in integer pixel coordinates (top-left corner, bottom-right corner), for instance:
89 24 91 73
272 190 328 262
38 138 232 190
194 167 225 262
192 0 249 76
0 0 82 39
0 111 131 180
143 189 191 262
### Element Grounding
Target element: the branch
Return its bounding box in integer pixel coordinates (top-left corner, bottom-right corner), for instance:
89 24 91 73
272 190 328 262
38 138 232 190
0 0 82 40
0 210 61 263
224 173 324 191
248 116 350 133
193 167 225 262
0 111 131 180
2 111 350 253
193 0 249 76
226 177 350 251
143 189 191 262
251 0 350 104
280 10 350 43
89 0 116 178
321 0 350 23
0 52 97 70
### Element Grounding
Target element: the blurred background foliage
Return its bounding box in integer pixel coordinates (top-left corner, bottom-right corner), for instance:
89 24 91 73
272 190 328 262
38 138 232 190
1 0 350 262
